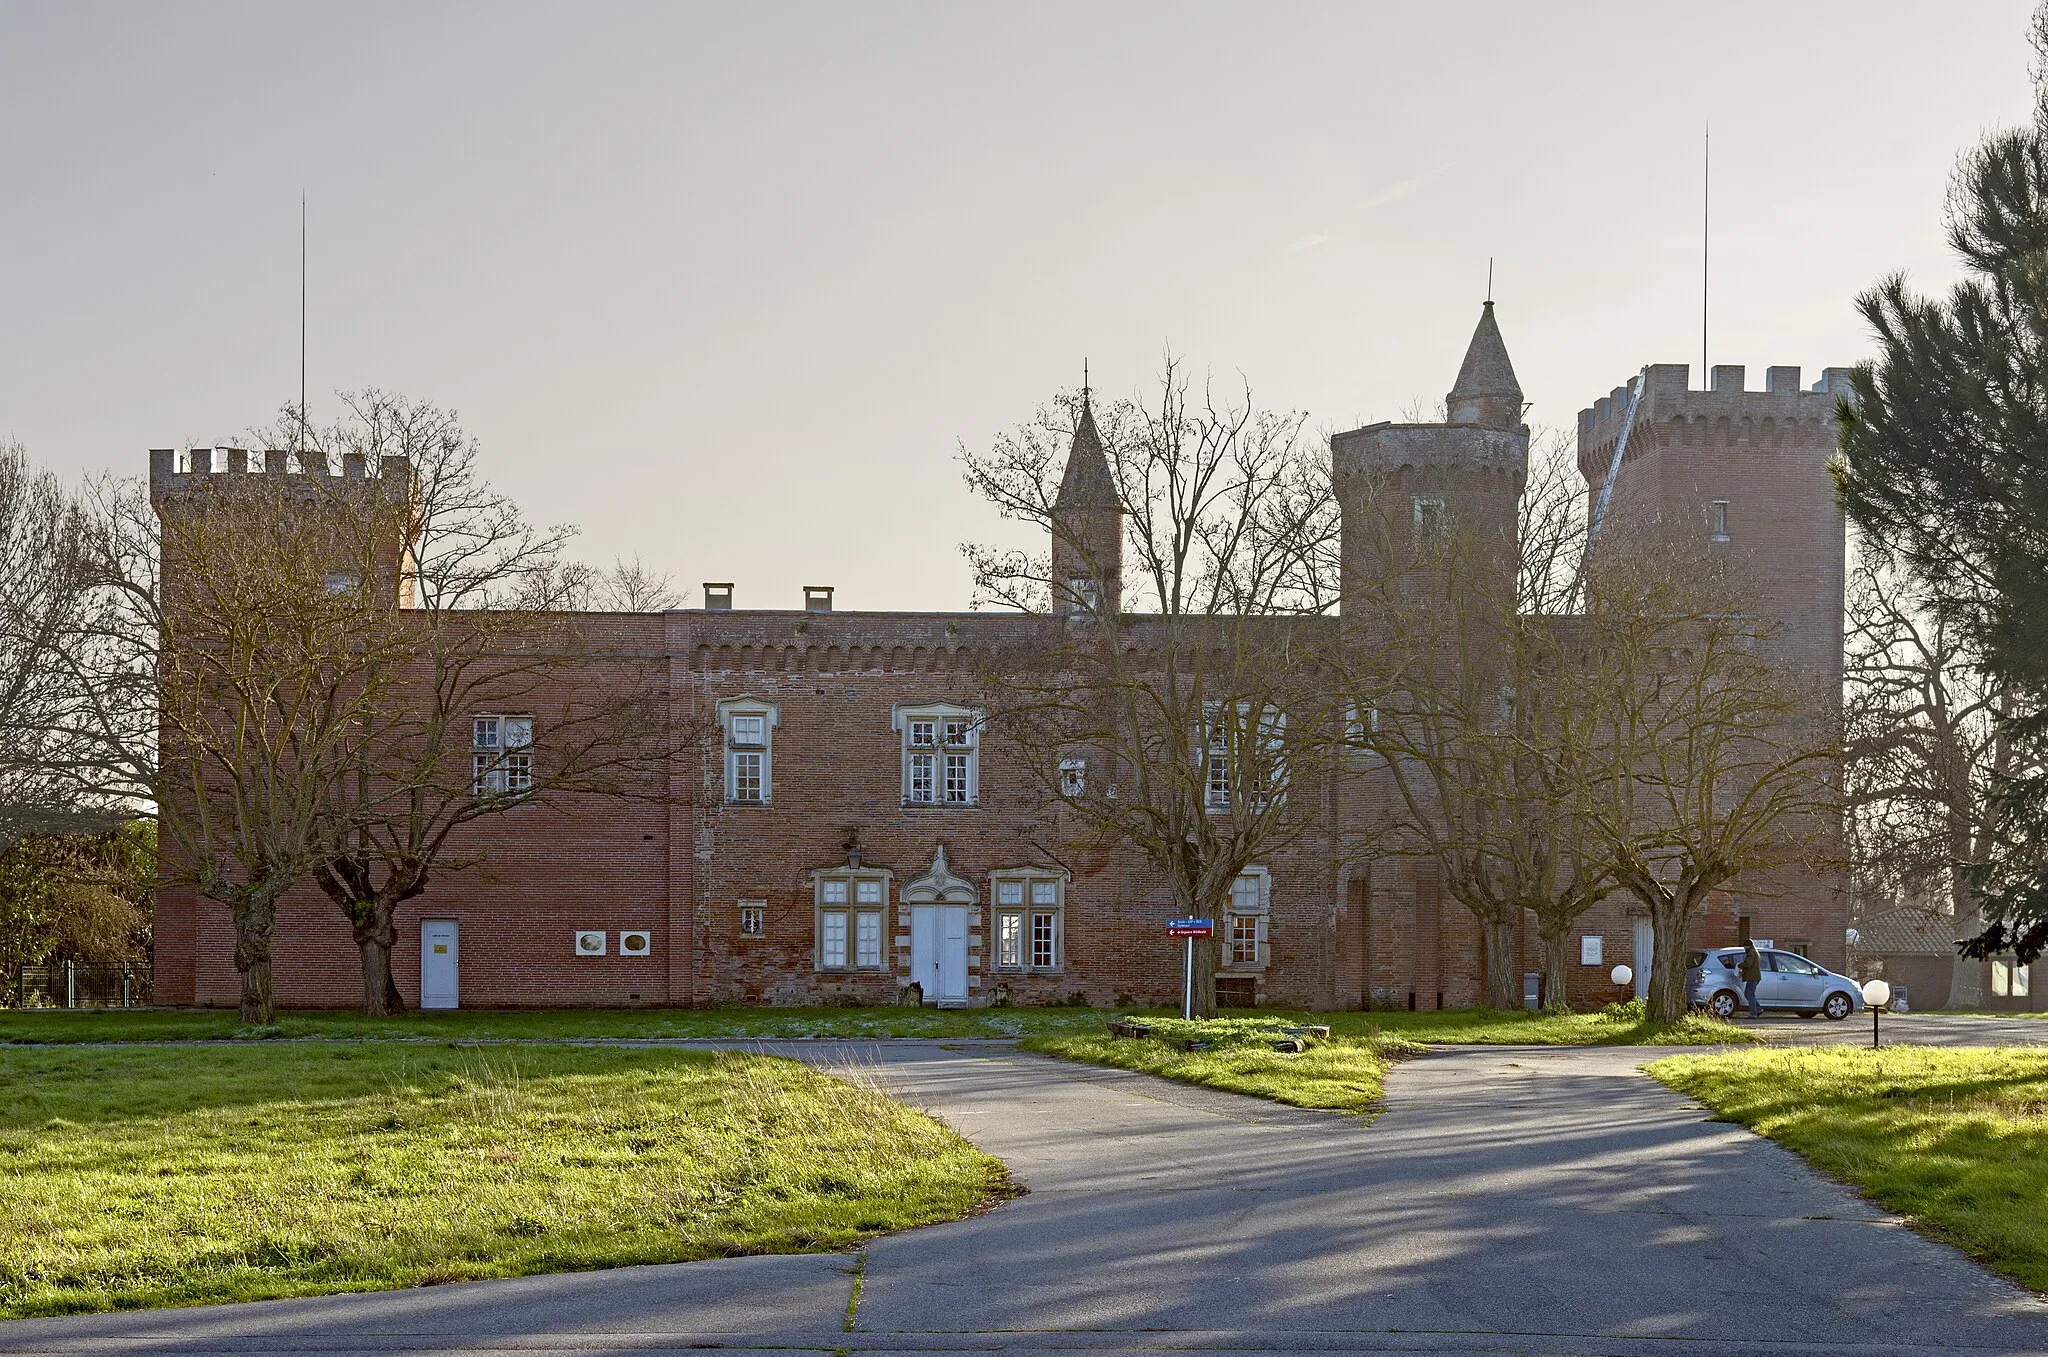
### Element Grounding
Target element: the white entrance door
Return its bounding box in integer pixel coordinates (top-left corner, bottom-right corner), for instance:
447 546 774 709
1632 919 1654 999
420 920 459 1010
910 905 969 1005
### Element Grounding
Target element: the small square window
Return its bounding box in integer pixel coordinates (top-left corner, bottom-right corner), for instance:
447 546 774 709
1031 881 1058 906
997 881 1024 906
856 880 882 905
731 714 765 747
739 903 765 938
1059 758 1086 797
910 719 936 748
822 880 849 905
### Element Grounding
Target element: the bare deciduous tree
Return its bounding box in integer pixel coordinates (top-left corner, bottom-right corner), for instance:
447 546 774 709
290 393 679 1015
1845 541 2009 1006
1573 531 1840 1022
964 361 1346 1016
1340 437 1621 1011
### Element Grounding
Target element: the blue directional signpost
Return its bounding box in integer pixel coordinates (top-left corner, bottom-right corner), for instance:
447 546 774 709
1166 917 1214 1021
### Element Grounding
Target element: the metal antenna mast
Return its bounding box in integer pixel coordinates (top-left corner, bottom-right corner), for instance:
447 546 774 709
300 193 307 453
1702 125 1710 384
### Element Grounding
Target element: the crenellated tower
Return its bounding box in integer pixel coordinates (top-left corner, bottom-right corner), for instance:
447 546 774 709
149 446 417 608
1332 301 1529 611
1576 362 1852 684
1049 392 1124 617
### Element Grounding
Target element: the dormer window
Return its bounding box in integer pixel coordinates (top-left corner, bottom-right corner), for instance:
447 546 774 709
717 698 779 805
898 704 979 807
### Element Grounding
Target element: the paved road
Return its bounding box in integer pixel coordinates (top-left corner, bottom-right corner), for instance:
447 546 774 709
1741 1011 2048 1046
5 1040 2048 1356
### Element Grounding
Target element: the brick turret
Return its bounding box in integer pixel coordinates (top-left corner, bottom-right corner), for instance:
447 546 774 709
1050 393 1123 616
1333 302 1529 609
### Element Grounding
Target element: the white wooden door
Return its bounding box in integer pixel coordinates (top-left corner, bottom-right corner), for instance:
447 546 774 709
938 905 968 1003
910 905 970 1005
1631 919 1654 999
420 920 459 1010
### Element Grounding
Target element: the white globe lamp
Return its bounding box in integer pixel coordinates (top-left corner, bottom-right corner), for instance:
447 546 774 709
1862 978 1893 1048
1610 964 1633 989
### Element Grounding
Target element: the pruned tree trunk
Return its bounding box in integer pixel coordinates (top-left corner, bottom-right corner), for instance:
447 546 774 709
358 933 404 1016
1645 897 1693 1023
1538 917 1575 1013
1480 912 1518 1011
229 906 277 1026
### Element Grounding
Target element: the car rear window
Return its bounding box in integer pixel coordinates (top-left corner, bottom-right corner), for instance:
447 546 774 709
1686 950 1706 968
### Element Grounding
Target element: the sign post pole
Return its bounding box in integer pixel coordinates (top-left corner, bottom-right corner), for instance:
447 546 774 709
1166 917 1213 1022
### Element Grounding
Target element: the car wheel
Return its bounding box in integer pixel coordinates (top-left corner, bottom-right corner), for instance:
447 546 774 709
1708 990 1739 1020
1822 992 1853 1021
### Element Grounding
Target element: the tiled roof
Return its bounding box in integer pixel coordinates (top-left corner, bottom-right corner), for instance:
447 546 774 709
1856 905 1959 957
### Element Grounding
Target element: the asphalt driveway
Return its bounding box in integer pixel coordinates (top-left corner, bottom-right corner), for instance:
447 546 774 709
3 1040 2047 1356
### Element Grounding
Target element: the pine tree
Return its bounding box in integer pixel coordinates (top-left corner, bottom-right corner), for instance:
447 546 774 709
1839 4 2048 960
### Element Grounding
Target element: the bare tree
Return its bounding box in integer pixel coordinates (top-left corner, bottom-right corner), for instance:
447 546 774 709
74 461 413 1023
552 556 688 612
1845 541 2009 1006
1572 529 1840 1022
290 393 679 1015
1338 436 1621 1011
0 443 126 844
964 360 1346 1016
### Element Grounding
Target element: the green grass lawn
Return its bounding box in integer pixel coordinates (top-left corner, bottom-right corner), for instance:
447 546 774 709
1337 1005 1758 1047
0 1004 1119 1045
0 1002 1754 1049
1648 1046 2048 1292
0 1042 1008 1318
1021 1016 1404 1114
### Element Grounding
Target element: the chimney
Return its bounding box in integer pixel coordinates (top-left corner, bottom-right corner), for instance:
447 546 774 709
704 583 733 610
803 585 834 612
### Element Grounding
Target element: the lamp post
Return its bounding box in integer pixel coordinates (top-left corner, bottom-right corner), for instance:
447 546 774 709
1610 964 1633 996
1862 979 1892 1050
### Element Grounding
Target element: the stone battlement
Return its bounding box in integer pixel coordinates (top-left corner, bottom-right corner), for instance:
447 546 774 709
148 447 410 502
1577 364 1853 483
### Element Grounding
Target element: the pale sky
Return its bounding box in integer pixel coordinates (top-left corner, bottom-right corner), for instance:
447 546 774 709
2 1 2037 611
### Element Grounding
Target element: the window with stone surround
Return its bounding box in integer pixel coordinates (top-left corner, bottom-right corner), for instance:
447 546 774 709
991 869 1064 972
718 698 779 805
1223 868 1269 970
896 703 980 807
738 901 765 938
814 869 890 972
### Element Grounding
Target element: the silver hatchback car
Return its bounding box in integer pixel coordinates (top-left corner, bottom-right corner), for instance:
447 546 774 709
1686 947 1864 1021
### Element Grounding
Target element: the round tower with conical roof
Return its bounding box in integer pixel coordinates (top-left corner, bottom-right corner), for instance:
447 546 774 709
1331 301 1529 611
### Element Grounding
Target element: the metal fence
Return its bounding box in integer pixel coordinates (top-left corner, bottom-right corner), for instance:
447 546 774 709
13 962 153 1009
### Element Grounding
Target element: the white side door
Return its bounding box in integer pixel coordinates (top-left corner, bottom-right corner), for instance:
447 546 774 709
938 905 969 1003
1631 919 1654 999
910 905 939 1003
420 920 459 1010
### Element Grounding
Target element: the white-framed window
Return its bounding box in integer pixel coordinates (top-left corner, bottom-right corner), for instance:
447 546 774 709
1224 868 1270 970
738 901 765 938
472 715 534 796
718 698 779 805
1203 703 1285 812
991 870 1065 972
1413 495 1445 536
1994 956 2032 998
814 870 890 971
1059 758 1087 797
896 704 980 807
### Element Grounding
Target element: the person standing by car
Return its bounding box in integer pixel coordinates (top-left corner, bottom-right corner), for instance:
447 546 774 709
1741 940 1764 1019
